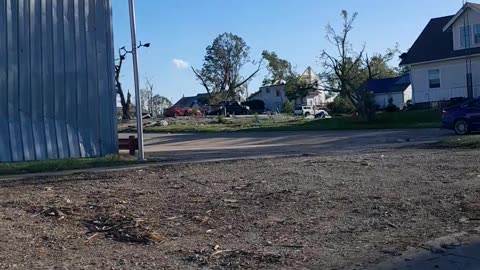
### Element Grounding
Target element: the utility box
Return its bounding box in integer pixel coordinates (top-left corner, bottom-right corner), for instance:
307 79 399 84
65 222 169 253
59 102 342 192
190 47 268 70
0 0 118 162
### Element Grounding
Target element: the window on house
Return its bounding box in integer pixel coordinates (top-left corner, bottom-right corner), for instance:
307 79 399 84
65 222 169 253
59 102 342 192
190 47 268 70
266 88 270 94
461 25 472 48
474 24 480 44
428 69 441 89
276 90 280 97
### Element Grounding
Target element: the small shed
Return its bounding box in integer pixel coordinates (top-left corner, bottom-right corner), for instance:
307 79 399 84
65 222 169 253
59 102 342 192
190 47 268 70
0 0 117 162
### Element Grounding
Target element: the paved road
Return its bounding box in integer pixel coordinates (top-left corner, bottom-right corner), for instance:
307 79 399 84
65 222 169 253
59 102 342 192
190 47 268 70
121 129 451 162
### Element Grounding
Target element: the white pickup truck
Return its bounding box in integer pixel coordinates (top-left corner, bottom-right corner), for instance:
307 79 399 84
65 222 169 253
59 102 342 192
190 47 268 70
293 106 315 117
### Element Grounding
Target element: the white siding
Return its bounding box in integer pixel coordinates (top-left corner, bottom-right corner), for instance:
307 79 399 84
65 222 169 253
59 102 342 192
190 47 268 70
410 57 480 103
254 85 329 111
404 85 413 103
453 9 480 51
256 84 287 111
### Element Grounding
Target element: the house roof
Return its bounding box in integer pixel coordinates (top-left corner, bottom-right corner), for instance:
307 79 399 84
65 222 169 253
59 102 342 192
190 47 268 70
173 94 208 108
400 6 480 66
366 74 411 94
248 90 262 100
443 2 480 31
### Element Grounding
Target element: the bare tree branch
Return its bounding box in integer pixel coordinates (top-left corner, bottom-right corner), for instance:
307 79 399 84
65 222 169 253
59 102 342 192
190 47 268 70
235 58 264 88
191 66 211 95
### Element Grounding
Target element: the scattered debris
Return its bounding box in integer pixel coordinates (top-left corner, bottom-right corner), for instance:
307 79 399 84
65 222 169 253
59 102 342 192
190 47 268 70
159 120 169 127
43 207 66 219
460 217 470 224
83 215 160 245
278 244 305 249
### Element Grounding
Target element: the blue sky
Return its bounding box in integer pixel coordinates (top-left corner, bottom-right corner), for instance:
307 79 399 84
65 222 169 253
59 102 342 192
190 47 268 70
112 0 466 104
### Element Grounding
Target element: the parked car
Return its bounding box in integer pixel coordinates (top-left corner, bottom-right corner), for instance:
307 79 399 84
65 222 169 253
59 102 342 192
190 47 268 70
164 107 185 117
294 106 315 117
314 110 332 119
164 107 202 117
208 101 250 116
441 98 480 135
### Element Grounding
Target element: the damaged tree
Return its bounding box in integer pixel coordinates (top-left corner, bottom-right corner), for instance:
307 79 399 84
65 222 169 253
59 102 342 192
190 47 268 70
115 43 151 121
115 48 132 121
192 33 263 103
319 10 398 121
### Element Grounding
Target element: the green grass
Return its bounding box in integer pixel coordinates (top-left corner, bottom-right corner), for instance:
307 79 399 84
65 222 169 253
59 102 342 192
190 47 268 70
436 135 480 149
143 109 441 133
288 109 441 131
0 155 138 176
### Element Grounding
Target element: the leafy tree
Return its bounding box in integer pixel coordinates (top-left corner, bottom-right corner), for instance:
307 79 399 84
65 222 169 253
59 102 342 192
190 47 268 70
140 88 152 113
327 96 355 114
262 50 294 86
319 10 397 121
192 33 263 102
282 100 294 114
395 64 411 76
152 95 172 116
284 76 311 102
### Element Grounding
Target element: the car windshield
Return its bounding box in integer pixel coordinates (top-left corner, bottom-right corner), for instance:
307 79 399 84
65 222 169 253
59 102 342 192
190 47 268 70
295 107 302 110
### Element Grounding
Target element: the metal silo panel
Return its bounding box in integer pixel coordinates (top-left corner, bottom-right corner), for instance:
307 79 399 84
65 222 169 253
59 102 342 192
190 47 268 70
18 0 36 161
85 0 101 157
74 0 91 157
7 0 24 162
0 0 12 162
30 0 48 161
41 0 60 160
52 0 70 160
63 0 81 159
95 0 112 156
0 0 117 163
105 0 119 153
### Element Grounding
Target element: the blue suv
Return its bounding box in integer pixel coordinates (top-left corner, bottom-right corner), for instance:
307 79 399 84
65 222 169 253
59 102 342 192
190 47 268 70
442 98 480 135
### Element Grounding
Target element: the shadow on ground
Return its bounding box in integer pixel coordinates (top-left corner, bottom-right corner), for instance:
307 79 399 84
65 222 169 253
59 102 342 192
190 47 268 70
131 129 449 162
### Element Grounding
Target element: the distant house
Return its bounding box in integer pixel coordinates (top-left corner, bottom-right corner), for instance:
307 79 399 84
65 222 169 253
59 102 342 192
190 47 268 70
173 93 209 108
366 74 412 109
400 2 480 105
249 67 335 112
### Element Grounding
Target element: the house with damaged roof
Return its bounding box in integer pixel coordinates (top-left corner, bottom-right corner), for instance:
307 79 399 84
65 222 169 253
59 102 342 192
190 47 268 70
400 2 480 106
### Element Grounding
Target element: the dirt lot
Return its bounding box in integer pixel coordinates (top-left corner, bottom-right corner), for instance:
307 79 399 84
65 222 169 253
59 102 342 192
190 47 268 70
1 148 480 269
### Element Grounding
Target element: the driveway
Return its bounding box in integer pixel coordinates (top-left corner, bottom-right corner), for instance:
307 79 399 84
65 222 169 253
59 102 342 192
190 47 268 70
121 129 451 162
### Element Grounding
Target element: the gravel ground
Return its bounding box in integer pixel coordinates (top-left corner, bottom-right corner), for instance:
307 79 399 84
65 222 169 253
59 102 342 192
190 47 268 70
1 148 480 269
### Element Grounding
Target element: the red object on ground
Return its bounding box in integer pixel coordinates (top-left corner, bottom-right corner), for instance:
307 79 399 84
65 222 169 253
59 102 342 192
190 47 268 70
118 136 138 156
164 107 186 117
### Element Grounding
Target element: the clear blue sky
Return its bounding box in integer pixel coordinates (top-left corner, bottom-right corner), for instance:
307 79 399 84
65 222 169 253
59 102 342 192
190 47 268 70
112 0 466 104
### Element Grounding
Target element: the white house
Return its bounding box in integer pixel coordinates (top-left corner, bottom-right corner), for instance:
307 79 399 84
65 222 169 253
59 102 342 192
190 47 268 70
249 67 335 111
400 2 480 105
366 75 412 109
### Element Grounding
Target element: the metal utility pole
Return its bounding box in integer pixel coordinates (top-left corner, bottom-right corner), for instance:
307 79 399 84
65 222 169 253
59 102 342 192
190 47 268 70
462 0 474 98
128 0 145 161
